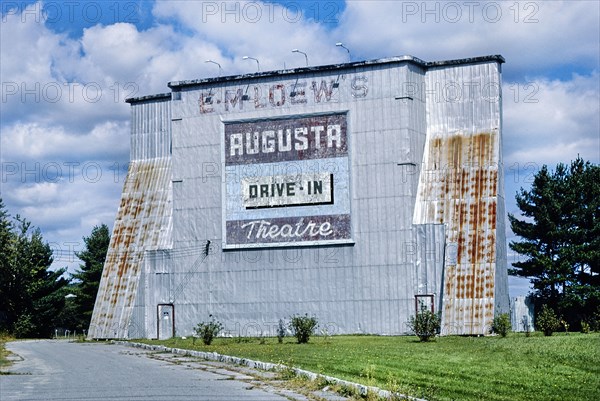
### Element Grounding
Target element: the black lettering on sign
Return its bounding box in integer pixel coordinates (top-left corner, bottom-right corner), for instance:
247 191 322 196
242 173 333 209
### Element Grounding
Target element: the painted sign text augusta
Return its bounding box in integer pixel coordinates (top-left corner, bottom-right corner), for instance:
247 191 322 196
225 113 347 165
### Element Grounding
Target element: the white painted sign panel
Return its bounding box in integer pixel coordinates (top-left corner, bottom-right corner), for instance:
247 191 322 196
223 113 351 247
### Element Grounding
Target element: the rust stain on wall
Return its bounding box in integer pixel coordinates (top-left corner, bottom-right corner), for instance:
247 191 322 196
88 158 172 339
417 131 499 335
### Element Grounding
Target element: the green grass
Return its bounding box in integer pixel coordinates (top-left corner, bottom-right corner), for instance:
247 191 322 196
137 333 600 401
0 333 15 371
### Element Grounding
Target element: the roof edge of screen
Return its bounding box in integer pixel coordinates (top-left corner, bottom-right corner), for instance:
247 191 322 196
166 55 505 89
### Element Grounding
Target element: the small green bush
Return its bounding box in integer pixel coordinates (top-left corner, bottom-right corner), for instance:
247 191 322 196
13 314 36 339
289 314 318 344
536 305 559 336
408 308 441 342
194 316 223 345
580 321 590 334
491 313 512 337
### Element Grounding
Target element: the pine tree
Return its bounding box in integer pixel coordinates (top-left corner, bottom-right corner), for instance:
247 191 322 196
0 199 16 330
0 204 70 337
13 217 69 337
72 224 110 331
509 157 600 327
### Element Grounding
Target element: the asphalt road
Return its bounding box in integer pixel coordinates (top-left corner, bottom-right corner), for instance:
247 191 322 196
0 340 304 401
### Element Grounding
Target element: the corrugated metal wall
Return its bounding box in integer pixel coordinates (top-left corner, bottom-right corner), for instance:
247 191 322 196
414 61 508 335
167 61 446 336
88 96 173 339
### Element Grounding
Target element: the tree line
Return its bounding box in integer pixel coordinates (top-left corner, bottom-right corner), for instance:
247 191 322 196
0 198 109 338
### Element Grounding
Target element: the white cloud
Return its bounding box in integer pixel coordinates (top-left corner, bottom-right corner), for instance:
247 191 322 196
0 3 74 84
12 182 60 205
503 72 600 167
2 158 125 271
152 0 344 71
335 1 599 74
78 22 192 89
1 121 129 162
502 71 599 239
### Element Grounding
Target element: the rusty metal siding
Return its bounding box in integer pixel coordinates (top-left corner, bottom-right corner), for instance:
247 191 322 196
88 97 172 339
414 61 507 335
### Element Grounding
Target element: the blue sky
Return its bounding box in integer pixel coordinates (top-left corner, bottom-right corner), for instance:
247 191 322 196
1 1 599 297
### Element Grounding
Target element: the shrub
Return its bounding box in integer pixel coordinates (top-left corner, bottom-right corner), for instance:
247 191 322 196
13 314 36 339
194 316 223 345
491 313 512 337
536 305 559 336
289 314 318 344
408 308 441 342
580 320 590 334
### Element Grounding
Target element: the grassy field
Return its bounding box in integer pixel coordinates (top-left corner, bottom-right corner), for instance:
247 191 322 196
137 332 600 401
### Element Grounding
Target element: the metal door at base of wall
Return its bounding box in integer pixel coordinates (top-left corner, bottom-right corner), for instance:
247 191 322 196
157 304 174 340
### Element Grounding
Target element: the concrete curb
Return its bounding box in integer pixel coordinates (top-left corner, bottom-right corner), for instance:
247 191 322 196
115 341 426 401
